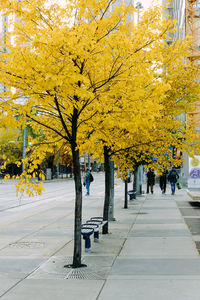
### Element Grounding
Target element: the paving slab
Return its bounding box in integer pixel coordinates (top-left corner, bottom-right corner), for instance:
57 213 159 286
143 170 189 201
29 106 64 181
32 229 74 238
142 202 177 208
136 211 181 218
108 258 200 276
98 279 200 300
0 279 104 300
142 206 177 210
132 224 187 230
135 218 184 224
0 278 22 297
184 218 200 235
176 201 194 207
179 208 200 217
135 214 182 220
129 229 190 237
0 257 45 277
119 237 199 257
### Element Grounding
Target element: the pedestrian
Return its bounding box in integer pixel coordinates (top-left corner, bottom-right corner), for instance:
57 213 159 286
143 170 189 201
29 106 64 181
83 168 93 196
159 168 168 194
146 169 155 194
168 167 179 195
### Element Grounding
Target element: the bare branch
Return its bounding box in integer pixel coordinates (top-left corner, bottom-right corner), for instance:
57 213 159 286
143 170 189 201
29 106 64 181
26 113 69 141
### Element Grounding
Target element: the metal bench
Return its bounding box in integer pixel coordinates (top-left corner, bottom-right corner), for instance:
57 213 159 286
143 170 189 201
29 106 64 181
86 220 103 242
81 217 108 252
81 224 98 252
128 190 136 200
90 217 108 226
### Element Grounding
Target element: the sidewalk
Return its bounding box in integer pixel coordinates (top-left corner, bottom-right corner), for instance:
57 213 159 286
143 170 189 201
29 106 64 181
0 176 200 299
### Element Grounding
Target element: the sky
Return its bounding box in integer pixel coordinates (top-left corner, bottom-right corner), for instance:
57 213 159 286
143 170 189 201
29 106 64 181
139 0 155 9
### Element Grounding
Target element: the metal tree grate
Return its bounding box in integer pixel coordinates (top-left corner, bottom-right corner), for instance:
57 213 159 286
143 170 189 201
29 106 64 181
30 256 109 280
66 267 105 280
62 256 107 280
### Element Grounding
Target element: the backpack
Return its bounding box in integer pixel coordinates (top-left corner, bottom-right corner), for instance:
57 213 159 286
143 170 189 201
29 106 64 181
90 173 94 182
168 170 177 181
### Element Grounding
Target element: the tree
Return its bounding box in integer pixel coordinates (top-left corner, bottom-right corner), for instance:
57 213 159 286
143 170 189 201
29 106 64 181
0 0 199 267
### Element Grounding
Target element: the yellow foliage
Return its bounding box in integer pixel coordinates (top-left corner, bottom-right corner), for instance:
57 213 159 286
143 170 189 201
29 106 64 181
0 0 199 191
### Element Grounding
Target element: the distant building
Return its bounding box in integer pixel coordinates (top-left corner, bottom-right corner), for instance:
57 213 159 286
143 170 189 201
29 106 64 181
164 0 200 187
0 14 8 93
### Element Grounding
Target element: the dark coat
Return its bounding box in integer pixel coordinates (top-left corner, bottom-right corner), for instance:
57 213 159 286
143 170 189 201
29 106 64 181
147 170 155 185
160 170 168 185
168 169 179 183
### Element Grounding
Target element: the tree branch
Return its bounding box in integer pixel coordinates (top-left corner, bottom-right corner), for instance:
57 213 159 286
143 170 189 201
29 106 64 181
26 113 69 141
53 94 72 141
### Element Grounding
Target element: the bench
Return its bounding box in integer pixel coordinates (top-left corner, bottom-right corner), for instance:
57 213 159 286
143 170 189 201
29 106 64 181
81 217 108 252
128 190 136 201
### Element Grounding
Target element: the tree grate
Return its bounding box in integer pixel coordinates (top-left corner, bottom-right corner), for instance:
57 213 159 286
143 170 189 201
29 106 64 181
30 256 108 280
65 267 105 280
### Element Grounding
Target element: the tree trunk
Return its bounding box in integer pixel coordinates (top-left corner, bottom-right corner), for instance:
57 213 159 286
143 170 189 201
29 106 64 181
70 146 85 268
124 179 128 208
133 167 138 199
103 146 110 234
108 160 115 221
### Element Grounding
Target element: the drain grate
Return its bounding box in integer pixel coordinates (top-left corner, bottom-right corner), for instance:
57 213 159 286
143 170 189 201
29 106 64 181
66 267 105 280
9 241 45 248
61 257 74 265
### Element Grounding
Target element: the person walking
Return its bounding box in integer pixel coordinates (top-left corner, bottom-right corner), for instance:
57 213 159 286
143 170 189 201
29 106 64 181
168 167 179 195
83 168 94 196
146 169 155 194
83 168 90 196
159 169 168 194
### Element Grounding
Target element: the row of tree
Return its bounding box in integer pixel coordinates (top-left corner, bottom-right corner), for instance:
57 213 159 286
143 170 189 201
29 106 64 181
0 0 199 267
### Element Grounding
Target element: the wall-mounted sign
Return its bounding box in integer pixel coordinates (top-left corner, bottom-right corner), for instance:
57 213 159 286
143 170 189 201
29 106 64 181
189 156 200 179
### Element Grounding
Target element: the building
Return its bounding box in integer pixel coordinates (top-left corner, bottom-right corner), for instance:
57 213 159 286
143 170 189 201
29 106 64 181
164 0 200 187
0 14 8 93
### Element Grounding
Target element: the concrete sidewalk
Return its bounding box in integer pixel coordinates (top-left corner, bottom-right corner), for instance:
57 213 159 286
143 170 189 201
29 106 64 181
0 175 200 299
